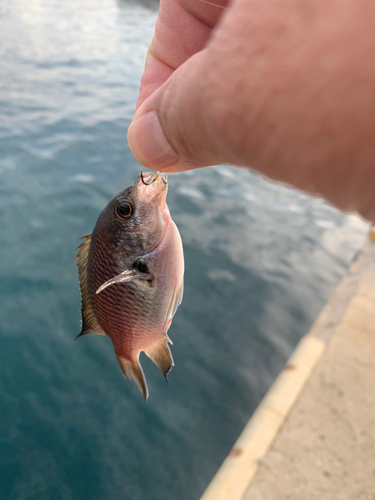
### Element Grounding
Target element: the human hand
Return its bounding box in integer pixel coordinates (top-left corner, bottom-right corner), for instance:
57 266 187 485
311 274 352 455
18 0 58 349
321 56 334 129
128 0 375 221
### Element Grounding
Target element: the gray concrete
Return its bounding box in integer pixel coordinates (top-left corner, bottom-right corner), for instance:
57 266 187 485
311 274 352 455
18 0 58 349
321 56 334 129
244 245 375 500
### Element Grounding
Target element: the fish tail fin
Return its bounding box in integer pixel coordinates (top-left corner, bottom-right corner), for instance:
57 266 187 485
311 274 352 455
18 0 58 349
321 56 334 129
117 356 149 401
145 338 174 381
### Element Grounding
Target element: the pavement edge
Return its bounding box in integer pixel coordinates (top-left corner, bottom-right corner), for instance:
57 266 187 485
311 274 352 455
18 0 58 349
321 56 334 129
199 233 373 500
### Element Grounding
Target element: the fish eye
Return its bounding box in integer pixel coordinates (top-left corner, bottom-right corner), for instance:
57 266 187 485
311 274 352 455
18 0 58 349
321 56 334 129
115 198 133 220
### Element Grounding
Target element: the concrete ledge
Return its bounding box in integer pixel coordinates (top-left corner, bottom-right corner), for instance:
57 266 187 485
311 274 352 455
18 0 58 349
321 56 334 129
200 234 371 500
200 335 325 500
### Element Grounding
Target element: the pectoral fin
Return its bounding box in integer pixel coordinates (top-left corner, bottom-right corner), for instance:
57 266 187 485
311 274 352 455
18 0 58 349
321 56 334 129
117 356 149 400
96 268 154 295
145 339 174 380
76 235 106 339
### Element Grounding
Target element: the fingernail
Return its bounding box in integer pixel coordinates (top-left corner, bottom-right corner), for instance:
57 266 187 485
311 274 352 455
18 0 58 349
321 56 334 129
128 111 178 169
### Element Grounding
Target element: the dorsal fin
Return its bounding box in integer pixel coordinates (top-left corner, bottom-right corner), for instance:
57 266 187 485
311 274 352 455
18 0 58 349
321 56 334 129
76 235 106 338
145 338 174 379
117 356 149 400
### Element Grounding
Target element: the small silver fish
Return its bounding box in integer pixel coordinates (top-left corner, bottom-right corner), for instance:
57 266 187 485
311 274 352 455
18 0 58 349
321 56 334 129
76 172 184 399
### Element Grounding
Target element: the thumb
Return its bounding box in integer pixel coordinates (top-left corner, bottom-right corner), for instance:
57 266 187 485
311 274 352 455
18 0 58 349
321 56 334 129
127 49 232 173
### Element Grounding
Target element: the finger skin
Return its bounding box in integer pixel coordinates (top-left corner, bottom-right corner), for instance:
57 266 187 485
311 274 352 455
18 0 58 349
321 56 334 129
129 0 375 222
135 0 223 111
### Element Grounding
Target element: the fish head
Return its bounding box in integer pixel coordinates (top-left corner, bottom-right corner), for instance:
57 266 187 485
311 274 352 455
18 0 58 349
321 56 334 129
93 172 170 256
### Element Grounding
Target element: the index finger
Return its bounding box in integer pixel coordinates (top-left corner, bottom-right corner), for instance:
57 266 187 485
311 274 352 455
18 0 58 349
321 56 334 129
135 0 229 111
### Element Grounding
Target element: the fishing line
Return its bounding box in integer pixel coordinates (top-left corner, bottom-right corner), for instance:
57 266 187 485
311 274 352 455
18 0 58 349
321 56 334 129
196 0 229 11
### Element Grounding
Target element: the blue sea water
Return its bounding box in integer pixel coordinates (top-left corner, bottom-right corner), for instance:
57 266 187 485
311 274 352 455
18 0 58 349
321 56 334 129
0 1 369 499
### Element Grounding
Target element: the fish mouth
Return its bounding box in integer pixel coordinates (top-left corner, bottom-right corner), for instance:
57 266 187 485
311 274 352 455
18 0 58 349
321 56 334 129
139 171 168 186
137 171 168 204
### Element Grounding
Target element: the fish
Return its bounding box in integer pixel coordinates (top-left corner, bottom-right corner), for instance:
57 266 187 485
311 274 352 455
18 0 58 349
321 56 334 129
76 172 184 400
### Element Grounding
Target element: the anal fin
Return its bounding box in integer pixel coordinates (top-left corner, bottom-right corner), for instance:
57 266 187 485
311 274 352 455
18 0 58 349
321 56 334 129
145 339 174 380
117 356 149 401
164 281 184 332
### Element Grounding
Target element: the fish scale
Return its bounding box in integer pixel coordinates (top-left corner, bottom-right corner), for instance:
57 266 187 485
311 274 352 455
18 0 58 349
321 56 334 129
76 172 184 399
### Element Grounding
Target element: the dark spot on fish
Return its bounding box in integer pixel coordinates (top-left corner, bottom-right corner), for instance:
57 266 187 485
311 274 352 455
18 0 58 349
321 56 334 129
229 447 243 457
284 364 297 371
133 259 150 274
